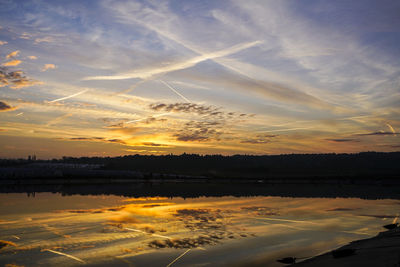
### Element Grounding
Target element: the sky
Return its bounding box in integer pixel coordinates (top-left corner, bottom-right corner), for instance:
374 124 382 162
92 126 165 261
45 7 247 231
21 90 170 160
0 0 399 158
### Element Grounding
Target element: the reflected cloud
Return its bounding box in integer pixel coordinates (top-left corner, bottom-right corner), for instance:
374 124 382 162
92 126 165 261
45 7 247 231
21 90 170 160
0 101 17 112
326 138 359 143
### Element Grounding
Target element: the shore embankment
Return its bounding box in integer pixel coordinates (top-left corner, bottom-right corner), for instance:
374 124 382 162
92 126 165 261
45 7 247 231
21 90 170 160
294 228 400 267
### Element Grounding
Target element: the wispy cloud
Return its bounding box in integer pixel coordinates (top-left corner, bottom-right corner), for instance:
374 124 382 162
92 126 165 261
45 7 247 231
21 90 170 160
0 41 8 46
66 136 127 145
241 134 277 144
34 36 55 44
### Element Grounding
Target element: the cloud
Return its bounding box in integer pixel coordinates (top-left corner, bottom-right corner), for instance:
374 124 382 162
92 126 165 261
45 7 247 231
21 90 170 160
2 60 22 66
326 138 359 142
355 131 398 136
69 137 105 141
0 41 7 46
28 56 37 60
42 64 57 71
0 101 17 112
67 137 127 145
141 142 169 147
20 32 32 40
149 103 222 116
174 121 223 142
0 67 42 89
6 50 20 59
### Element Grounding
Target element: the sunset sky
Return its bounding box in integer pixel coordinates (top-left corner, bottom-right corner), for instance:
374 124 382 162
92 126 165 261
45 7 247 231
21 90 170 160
0 0 399 158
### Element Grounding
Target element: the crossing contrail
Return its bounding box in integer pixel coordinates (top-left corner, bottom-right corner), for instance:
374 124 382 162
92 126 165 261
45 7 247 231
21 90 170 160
48 89 89 103
166 248 191 267
159 80 191 103
83 41 261 81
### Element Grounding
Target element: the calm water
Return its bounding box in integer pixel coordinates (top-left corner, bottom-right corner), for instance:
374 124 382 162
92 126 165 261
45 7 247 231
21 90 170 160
0 193 399 266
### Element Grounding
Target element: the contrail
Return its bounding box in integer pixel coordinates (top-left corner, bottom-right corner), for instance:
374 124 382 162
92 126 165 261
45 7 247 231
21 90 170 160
46 113 72 126
159 80 191 103
166 248 191 267
83 41 261 81
43 249 85 263
48 89 89 103
386 123 397 136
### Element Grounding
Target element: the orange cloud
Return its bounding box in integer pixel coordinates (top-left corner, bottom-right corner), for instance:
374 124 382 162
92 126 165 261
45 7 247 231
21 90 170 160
6 50 20 59
28 56 37 60
3 60 22 66
0 41 7 46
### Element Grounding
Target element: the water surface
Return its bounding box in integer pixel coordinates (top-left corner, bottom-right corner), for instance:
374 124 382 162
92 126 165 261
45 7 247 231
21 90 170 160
0 193 399 266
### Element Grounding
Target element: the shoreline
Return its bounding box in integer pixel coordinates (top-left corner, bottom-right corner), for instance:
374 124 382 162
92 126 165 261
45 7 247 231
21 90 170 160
1 166 399 185
293 228 400 266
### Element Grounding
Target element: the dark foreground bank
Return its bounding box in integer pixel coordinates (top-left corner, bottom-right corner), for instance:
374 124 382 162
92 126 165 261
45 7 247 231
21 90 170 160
293 228 400 267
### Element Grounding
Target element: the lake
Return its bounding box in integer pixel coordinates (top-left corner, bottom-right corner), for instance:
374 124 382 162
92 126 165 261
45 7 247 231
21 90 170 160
0 192 399 266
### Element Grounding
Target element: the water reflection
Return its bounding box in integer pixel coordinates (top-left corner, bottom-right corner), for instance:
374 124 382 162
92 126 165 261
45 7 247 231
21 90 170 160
0 193 398 266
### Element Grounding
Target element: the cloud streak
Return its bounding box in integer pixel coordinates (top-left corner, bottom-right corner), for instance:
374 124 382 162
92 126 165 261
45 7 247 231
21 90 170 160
355 131 398 136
